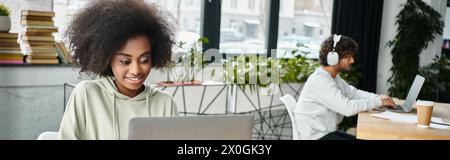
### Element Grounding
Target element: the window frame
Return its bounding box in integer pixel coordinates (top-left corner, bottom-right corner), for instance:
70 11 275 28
53 0 329 59
202 0 280 58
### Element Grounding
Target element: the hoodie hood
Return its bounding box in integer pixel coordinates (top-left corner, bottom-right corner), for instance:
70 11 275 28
57 76 178 140
96 76 159 139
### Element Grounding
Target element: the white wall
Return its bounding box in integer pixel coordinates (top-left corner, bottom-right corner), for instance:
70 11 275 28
376 0 447 95
443 7 450 40
376 0 405 95
420 0 446 67
0 0 53 33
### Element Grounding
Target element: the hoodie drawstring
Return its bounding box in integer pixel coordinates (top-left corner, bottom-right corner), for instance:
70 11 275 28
146 95 150 117
112 92 120 139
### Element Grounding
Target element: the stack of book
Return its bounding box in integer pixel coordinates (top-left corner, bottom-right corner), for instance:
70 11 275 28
55 41 72 64
21 10 59 64
0 32 23 64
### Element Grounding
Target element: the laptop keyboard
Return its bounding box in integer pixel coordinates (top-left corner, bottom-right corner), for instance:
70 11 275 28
375 105 406 112
386 105 405 112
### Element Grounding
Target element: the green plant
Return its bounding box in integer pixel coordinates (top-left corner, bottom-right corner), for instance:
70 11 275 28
418 54 450 101
387 0 444 99
221 47 362 93
222 45 321 87
0 4 10 16
167 38 209 83
222 54 278 93
278 49 319 83
278 48 361 85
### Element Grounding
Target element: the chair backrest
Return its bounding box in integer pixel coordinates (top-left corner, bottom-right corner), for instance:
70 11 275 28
37 131 58 140
280 94 300 140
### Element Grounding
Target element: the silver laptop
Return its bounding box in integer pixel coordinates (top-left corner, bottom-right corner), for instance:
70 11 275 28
376 75 425 113
128 115 254 140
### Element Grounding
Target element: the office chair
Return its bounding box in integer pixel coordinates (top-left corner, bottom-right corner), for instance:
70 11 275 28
280 94 300 140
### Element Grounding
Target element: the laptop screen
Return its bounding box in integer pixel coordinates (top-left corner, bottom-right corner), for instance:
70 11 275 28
128 115 254 140
403 75 425 112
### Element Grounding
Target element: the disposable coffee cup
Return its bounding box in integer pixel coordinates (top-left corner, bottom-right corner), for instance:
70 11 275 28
416 100 434 128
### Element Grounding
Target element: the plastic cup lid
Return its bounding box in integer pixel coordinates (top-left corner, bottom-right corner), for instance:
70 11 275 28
416 100 434 106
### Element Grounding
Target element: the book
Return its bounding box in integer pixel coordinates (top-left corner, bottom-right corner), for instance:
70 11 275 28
0 53 23 57
0 33 19 39
26 53 57 59
0 43 20 47
0 59 24 64
0 39 18 43
25 57 59 64
24 46 56 53
25 41 55 46
55 41 72 64
0 46 21 50
23 31 53 37
23 26 58 31
0 50 21 54
0 56 24 60
21 20 54 26
0 53 23 56
21 10 55 17
21 16 53 21
22 35 55 42
23 51 56 55
24 45 55 49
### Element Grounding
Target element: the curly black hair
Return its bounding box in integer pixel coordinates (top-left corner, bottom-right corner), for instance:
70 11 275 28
319 35 358 66
66 0 175 76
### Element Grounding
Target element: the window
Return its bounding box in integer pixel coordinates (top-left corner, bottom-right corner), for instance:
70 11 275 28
230 0 238 9
280 0 286 11
443 5 450 49
146 0 201 46
249 0 256 10
303 24 314 37
277 0 333 59
54 0 202 46
185 0 194 6
53 0 333 58
220 0 268 54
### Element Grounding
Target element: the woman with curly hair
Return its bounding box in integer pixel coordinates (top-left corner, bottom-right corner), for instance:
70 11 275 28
57 0 178 140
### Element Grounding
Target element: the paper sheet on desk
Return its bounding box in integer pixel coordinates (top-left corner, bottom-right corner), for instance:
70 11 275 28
370 111 450 130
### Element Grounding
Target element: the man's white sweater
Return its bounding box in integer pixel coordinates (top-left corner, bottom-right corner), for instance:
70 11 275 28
294 67 382 140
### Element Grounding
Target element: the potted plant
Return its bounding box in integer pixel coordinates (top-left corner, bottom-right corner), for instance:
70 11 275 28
222 54 275 93
158 38 209 86
0 4 11 32
220 48 316 95
418 54 450 102
221 47 360 94
387 0 444 99
278 49 319 84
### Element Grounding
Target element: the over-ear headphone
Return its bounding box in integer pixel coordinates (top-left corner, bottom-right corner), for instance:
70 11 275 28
327 34 341 66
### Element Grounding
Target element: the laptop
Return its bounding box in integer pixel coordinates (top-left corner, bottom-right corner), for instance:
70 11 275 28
128 114 254 140
376 75 425 113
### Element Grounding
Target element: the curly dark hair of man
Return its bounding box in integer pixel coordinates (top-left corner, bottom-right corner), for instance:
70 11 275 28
319 35 358 66
65 0 175 76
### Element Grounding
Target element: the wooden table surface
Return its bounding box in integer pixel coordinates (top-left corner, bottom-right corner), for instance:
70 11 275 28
356 100 450 140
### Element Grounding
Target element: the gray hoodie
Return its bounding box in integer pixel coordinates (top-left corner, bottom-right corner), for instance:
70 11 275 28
58 77 178 140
